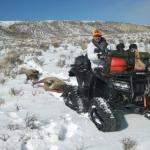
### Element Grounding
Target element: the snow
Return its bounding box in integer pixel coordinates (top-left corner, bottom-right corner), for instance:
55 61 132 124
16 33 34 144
0 21 21 26
0 43 150 150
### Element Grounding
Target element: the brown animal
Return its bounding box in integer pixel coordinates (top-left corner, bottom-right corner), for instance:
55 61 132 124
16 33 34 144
33 77 67 93
19 67 40 82
134 49 146 71
129 44 146 71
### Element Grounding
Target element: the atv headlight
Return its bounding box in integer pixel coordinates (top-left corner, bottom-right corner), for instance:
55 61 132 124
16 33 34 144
113 81 130 90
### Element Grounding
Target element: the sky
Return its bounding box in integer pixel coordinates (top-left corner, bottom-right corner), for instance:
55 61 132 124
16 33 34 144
0 0 149 25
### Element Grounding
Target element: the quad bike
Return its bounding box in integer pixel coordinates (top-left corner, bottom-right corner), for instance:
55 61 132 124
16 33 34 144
62 51 150 132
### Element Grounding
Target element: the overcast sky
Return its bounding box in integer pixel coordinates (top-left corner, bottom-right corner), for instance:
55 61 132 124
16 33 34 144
0 0 149 25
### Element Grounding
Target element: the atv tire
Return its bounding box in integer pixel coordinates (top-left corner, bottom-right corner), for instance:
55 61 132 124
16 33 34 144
61 85 89 113
88 97 121 132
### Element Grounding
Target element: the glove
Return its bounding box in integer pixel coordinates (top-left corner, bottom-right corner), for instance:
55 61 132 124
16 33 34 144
97 52 103 59
94 48 101 53
69 68 76 76
97 53 101 59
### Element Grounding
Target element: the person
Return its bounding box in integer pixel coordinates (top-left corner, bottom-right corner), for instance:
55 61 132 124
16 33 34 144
87 29 108 68
128 44 146 71
116 43 125 52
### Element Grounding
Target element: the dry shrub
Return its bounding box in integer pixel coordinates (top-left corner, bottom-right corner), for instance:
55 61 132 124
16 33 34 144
52 42 60 48
0 78 5 84
34 51 42 56
0 51 22 77
57 55 66 68
0 134 10 142
0 65 15 77
7 123 22 130
122 137 137 150
128 39 136 44
15 104 20 111
9 88 24 96
5 51 22 65
32 57 45 66
0 98 5 106
25 113 39 129
2 66 14 77
32 89 39 96
39 43 49 50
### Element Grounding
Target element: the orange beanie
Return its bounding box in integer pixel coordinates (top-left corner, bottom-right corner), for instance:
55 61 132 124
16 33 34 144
92 29 102 37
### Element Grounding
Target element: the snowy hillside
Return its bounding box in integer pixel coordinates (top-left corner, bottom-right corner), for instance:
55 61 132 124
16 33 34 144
0 21 150 61
0 43 150 150
0 21 150 150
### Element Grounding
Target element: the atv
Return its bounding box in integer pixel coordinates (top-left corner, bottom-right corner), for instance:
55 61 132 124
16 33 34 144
62 50 150 132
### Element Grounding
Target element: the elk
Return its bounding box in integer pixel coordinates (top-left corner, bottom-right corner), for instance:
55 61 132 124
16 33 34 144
33 77 67 93
19 67 40 82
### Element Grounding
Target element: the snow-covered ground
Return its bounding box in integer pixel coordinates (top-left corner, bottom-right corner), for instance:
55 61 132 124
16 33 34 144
0 44 150 150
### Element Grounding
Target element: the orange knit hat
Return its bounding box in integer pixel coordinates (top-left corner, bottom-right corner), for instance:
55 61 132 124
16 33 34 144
92 29 102 37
